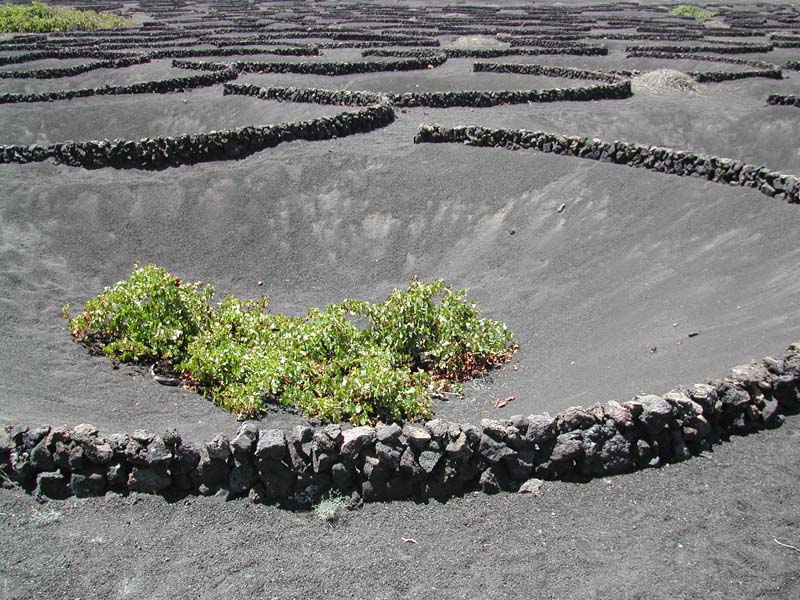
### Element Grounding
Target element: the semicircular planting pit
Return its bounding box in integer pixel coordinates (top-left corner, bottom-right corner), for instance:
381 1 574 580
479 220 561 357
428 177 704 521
1 0 799 507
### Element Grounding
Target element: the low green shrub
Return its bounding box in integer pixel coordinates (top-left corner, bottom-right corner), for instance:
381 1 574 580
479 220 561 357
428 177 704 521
668 5 718 20
66 265 517 424
67 264 214 363
0 1 133 32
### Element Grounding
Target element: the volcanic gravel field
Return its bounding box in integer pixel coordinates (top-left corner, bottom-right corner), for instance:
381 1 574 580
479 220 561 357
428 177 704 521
1 1 799 598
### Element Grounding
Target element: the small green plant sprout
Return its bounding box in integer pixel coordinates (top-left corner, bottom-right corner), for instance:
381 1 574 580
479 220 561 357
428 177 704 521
668 5 718 20
313 492 347 523
67 265 517 424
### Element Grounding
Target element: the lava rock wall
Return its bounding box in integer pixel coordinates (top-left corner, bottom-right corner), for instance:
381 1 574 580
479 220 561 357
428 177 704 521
3 344 798 507
0 56 150 79
0 69 239 104
225 82 387 106
688 69 783 82
231 55 448 75
388 78 632 108
414 124 800 203
768 93 800 107
625 42 774 54
0 48 140 66
473 62 622 82
0 88 394 168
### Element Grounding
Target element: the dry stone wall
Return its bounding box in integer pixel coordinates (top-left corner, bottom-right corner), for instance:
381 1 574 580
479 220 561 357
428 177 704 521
689 69 783 83
225 82 386 107
623 50 783 81
172 57 449 76
625 42 774 54
768 94 800 107
0 49 139 66
626 50 777 70
590 33 703 41
0 56 150 79
231 55 448 75
387 79 631 108
362 47 610 59
147 46 321 59
3 343 798 508
49 40 201 51
209 30 440 47
171 59 231 71
0 69 239 104
414 124 800 203
0 87 394 168
473 62 622 83
505 39 608 55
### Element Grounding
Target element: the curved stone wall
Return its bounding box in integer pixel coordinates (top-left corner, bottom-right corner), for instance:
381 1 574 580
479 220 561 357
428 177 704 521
264 30 440 46
626 50 777 70
387 79 632 108
0 56 150 79
224 82 386 107
315 41 406 50
689 69 783 83
473 62 622 83
231 55 448 75
361 47 612 59
171 59 230 72
767 94 800 107
147 46 321 59
0 49 139 67
214 30 440 47
770 34 800 41
175 56 449 76
0 69 239 104
361 49 446 59
0 87 394 168
47 40 201 51
451 46 597 57
414 124 800 203
625 43 774 54
3 343 798 508
505 39 608 55
494 38 599 49
51 29 197 40
591 33 703 41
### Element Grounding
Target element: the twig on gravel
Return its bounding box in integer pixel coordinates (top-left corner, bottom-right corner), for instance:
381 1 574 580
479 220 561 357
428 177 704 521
0 470 21 490
492 396 515 409
774 538 800 553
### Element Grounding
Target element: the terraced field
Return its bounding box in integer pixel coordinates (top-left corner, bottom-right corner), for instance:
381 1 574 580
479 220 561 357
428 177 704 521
1 1 799 598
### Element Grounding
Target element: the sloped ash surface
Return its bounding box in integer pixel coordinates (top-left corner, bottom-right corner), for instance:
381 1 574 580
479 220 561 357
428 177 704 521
2 0 800 597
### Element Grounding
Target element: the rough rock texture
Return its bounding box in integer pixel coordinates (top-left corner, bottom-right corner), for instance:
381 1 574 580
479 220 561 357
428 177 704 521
0 69 238 104
2 344 797 505
0 84 395 170
768 94 800 108
414 124 800 204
